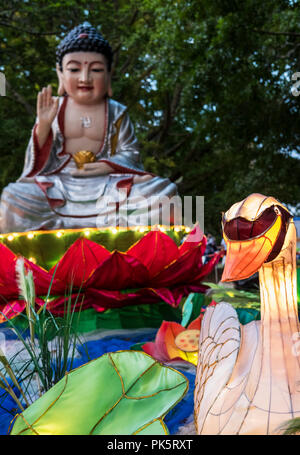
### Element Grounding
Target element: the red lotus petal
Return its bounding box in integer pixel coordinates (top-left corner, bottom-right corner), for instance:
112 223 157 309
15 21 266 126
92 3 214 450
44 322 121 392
86 286 184 309
174 284 210 296
165 321 185 340
0 230 217 321
155 321 176 359
0 244 62 298
88 288 154 309
164 321 188 359
179 224 205 256
39 293 91 315
151 245 206 287
0 299 27 322
142 317 203 365
0 244 19 297
0 243 63 299
147 287 184 307
187 316 202 330
142 321 171 362
85 251 149 290
164 322 201 365
127 230 179 279
49 238 110 288
24 259 62 295
0 297 49 322
142 341 165 362
191 251 222 282
143 320 185 362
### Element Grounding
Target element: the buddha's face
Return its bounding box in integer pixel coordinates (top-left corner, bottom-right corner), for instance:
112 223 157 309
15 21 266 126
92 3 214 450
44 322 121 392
58 51 111 105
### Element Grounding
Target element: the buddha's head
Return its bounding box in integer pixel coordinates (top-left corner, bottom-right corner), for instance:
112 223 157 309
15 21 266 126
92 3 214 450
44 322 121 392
55 22 113 104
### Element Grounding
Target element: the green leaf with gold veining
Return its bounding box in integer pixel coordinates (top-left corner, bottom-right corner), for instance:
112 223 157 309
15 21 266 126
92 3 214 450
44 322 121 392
10 351 188 435
134 419 169 435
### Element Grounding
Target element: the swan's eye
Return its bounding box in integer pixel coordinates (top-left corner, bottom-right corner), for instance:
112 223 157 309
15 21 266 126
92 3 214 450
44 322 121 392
223 205 292 263
223 206 278 241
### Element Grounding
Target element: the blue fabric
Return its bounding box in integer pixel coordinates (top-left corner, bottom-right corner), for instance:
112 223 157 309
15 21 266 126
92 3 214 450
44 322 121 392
0 379 22 435
76 331 157 361
164 369 195 434
0 329 195 435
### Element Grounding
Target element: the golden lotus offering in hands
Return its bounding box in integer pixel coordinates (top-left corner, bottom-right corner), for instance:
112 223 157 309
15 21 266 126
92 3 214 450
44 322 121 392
73 150 96 169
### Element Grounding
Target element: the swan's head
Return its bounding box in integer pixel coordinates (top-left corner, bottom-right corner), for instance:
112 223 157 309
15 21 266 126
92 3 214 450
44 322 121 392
221 193 292 282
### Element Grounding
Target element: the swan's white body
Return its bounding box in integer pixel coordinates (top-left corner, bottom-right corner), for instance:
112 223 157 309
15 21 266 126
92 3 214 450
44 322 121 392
194 195 300 435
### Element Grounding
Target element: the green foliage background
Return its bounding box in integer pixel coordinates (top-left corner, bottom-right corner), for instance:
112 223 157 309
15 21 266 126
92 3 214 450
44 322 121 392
0 0 299 240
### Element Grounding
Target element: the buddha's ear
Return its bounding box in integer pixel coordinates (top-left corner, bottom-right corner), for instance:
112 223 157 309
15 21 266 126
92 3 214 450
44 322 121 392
56 64 66 96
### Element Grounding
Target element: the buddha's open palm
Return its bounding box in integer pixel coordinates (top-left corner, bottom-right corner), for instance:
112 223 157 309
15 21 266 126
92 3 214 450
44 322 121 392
37 85 59 126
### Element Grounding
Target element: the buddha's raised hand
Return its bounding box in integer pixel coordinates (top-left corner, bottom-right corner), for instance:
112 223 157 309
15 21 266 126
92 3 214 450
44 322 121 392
37 85 59 127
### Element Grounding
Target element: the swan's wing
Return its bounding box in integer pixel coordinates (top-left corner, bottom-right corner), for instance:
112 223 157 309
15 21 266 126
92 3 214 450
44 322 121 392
194 302 241 434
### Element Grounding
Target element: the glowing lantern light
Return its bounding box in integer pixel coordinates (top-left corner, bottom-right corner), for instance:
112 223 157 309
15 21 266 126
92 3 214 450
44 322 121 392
194 193 300 435
0 224 221 322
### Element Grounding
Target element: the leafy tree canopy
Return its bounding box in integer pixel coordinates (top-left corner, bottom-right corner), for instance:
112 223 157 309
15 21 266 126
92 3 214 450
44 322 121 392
0 0 299 239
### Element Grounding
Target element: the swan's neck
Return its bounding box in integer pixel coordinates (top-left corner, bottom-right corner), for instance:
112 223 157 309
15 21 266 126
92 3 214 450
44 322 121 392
259 223 299 387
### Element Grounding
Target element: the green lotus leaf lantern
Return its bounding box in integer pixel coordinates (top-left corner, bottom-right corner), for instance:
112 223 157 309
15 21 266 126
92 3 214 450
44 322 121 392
10 351 188 435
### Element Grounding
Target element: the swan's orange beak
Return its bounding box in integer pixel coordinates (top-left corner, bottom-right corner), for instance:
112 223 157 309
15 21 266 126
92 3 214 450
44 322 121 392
221 214 282 282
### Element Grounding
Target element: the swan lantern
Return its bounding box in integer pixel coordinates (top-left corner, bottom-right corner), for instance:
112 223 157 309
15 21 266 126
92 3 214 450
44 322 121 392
194 193 299 435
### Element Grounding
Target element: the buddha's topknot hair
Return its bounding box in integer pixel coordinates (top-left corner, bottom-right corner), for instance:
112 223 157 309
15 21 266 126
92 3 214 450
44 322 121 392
56 22 113 71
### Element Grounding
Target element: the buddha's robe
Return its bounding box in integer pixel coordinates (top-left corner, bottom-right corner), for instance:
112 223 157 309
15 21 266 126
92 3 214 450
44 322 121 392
0 97 178 232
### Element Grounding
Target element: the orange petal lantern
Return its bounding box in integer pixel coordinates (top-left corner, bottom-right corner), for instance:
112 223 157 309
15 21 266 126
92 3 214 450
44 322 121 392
143 301 218 366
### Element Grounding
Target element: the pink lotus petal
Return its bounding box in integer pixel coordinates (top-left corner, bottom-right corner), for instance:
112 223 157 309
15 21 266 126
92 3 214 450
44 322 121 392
0 299 27 323
179 224 205 256
0 244 19 297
